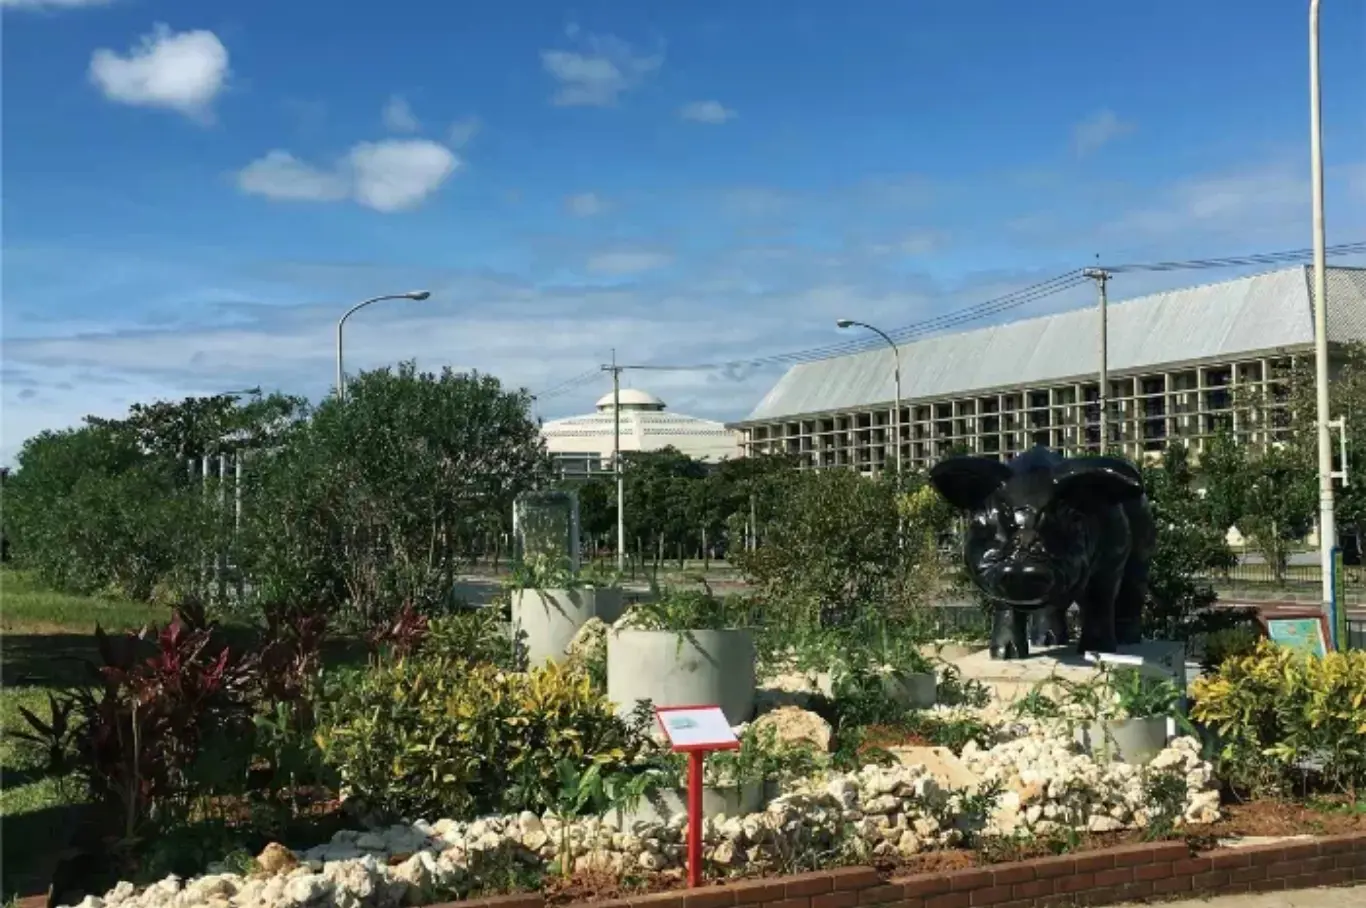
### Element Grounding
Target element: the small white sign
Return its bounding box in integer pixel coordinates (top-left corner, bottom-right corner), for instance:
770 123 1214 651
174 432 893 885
655 706 738 750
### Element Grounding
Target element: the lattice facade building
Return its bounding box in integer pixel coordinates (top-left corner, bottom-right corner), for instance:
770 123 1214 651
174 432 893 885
731 267 1366 473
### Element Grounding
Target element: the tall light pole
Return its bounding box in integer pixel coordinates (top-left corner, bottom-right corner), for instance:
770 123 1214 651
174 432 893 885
602 354 626 573
837 319 903 480
1309 0 1337 611
1083 268 1112 454
335 291 432 401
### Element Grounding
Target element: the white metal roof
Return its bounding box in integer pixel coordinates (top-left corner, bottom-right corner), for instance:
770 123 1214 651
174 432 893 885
741 266 1366 424
594 389 665 410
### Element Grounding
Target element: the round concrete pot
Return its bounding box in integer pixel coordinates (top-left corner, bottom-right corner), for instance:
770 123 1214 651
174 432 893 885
813 669 938 709
610 781 765 828
881 670 938 709
607 627 756 725
1074 715 1169 765
511 587 624 667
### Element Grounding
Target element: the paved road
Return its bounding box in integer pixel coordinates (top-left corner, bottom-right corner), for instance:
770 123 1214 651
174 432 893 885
1115 885 1366 907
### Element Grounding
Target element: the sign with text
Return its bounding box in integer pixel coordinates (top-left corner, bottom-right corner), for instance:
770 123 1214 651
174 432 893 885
655 706 739 752
1265 613 1330 659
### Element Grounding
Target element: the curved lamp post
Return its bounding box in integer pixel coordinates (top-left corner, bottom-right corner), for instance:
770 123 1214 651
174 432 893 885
335 291 431 401
837 318 903 480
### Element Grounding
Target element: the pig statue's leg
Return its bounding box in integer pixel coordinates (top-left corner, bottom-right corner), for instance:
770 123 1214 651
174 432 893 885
1029 602 1070 647
1076 573 1121 655
990 605 1030 660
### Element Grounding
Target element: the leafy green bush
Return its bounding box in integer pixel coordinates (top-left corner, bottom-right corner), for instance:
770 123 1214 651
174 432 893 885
624 583 757 631
238 363 547 626
1198 624 1262 672
733 470 950 631
422 609 518 670
1191 641 1366 797
314 658 648 821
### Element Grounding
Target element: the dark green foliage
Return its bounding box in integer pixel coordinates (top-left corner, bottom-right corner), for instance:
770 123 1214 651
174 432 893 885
239 363 547 625
733 469 950 631
1139 442 1240 640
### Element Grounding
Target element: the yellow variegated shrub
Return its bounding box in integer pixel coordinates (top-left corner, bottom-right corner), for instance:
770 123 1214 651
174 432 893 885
1190 639 1366 796
314 657 646 821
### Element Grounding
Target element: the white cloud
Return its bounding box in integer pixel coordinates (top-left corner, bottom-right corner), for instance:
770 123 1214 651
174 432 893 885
2 0 112 8
348 140 459 212
382 94 419 132
1072 109 1135 157
565 192 607 217
679 100 736 124
236 140 460 213
541 29 662 107
236 151 349 203
89 24 229 121
447 116 482 148
586 250 672 274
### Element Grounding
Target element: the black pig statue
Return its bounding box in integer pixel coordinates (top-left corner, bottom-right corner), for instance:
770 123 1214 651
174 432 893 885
928 446 1156 660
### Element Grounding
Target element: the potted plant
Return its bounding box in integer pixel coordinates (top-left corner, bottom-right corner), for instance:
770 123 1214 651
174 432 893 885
804 619 939 709
607 583 758 724
508 554 624 667
1076 669 1190 765
611 725 818 826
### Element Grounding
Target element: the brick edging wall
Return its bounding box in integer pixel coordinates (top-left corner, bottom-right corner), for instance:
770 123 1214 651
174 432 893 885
445 832 1366 908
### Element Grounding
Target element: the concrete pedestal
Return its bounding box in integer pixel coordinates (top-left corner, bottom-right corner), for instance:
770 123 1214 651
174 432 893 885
949 640 1188 705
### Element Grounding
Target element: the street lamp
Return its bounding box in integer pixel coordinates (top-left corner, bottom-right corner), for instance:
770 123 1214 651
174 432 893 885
837 319 903 480
335 291 432 401
1309 0 1338 613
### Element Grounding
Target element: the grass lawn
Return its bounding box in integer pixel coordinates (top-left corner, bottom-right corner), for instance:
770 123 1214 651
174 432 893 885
1 569 170 901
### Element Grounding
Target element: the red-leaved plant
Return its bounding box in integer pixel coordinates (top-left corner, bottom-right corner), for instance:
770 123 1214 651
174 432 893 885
16 604 259 848
364 600 428 659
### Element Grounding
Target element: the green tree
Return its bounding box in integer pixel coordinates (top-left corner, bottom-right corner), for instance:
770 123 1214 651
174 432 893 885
733 468 946 629
239 362 547 623
1200 432 1315 583
1139 442 1239 639
87 390 306 462
3 424 212 598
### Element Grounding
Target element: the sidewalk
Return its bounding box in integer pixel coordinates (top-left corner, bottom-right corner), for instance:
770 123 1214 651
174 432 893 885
1116 885 1366 907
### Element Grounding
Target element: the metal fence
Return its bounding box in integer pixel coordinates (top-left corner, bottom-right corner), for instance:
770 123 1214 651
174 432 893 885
1349 619 1366 650
1208 561 1353 587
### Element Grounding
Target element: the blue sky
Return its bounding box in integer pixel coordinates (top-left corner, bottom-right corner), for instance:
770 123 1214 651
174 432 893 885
3 0 1365 465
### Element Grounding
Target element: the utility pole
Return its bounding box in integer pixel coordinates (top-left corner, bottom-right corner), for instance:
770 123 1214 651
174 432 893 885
1084 267 1111 454
602 352 626 573
1309 0 1338 612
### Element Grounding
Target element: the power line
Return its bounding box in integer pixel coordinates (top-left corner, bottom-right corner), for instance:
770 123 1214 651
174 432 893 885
539 238 1366 390
532 368 603 401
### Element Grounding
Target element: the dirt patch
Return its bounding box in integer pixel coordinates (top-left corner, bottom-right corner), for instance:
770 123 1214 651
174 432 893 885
544 870 681 905
1196 796 1366 840
858 725 936 752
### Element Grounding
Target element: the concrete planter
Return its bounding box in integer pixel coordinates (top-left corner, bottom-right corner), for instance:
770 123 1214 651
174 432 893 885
1075 715 1169 765
880 671 938 709
813 669 938 709
611 782 765 828
607 628 756 724
511 587 624 667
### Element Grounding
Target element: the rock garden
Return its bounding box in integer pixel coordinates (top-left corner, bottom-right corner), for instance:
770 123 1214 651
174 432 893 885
6 395 1365 908
32 564 1366 908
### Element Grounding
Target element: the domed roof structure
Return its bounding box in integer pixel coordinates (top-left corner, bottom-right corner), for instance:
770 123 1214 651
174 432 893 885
594 389 665 411
542 389 738 478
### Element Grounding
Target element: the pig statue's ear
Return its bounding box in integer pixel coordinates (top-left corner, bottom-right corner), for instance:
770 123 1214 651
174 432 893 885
928 456 1012 511
1053 456 1144 506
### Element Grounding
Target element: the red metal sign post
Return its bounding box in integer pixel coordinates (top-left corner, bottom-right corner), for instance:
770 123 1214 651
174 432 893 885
654 705 740 888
